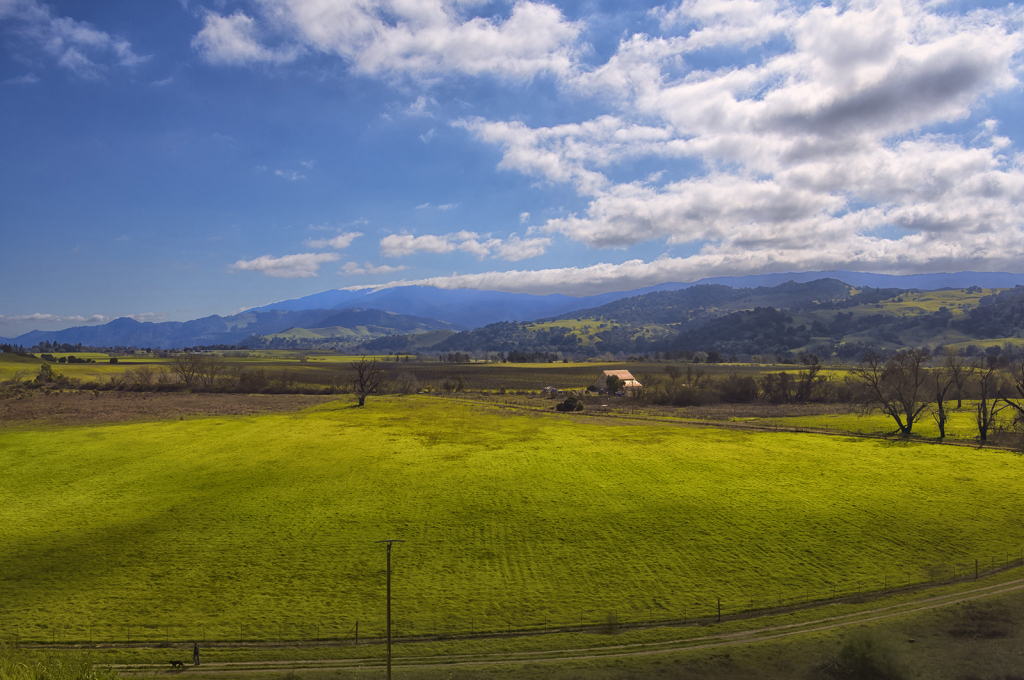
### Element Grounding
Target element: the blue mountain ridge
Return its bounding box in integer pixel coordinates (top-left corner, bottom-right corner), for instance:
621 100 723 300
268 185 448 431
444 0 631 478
247 271 1024 325
9 270 1024 349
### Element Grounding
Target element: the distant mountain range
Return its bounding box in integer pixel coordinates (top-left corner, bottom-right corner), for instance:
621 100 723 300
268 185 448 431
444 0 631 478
8 308 458 350
246 270 1024 324
5 270 1024 350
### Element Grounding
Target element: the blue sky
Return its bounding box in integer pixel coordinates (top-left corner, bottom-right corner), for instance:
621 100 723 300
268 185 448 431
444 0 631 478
2 0 1023 337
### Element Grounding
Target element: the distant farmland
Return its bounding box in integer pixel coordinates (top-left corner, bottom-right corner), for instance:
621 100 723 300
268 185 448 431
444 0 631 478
2 396 1021 645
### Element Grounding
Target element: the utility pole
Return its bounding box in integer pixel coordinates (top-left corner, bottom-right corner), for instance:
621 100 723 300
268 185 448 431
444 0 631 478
376 539 405 680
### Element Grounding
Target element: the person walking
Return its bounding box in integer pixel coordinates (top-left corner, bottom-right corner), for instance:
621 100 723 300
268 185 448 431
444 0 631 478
193 642 200 666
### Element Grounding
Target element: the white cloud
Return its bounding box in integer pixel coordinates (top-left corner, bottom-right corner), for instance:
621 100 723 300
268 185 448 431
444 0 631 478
382 230 550 261
654 0 794 51
491 234 551 261
0 0 149 78
458 0 1024 274
0 311 168 329
0 313 109 325
380 233 457 257
519 212 530 223
305 231 363 249
352 221 1024 295
229 252 340 278
408 94 435 116
192 0 582 80
340 261 407 275
191 10 299 65
275 169 306 180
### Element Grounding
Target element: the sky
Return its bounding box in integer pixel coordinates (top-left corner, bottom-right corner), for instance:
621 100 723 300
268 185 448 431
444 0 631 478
2 0 1023 337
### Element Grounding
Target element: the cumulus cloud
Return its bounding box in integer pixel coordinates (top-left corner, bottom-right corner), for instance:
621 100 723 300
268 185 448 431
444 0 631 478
191 10 299 65
352 223 1024 296
192 0 1024 286
0 0 149 78
408 95 435 116
381 231 550 260
229 252 340 278
305 231 363 249
191 0 582 80
0 311 168 329
340 261 407 275
0 313 110 325
380 233 458 257
456 0 1024 276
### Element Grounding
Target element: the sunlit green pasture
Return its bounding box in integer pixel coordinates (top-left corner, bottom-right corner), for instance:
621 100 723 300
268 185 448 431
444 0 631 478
526 318 607 346
0 356 162 383
945 337 1024 351
2 396 1022 646
733 403 1018 441
867 289 992 316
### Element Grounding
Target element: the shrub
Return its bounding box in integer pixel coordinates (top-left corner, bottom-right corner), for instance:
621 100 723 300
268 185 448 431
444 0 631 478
35 363 57 384
555 396 584 412
394 372 420 394
823 630 907 680
716 373 760 403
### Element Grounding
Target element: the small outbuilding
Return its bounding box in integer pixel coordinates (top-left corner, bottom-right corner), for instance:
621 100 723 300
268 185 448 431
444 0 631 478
589 370 642 392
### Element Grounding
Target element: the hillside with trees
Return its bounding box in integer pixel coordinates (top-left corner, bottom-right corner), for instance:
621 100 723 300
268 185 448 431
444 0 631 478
398 280 1024 362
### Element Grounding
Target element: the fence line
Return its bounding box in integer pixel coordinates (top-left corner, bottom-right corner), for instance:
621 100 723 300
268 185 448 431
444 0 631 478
6 551 1022 648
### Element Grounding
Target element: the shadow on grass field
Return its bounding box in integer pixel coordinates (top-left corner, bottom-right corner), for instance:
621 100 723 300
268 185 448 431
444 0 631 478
53 572 1024 679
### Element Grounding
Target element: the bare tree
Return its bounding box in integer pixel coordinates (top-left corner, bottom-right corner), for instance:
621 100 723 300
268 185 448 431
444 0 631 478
849 350 930 436
169 353 225 390
169 353 203 388
974 362 1007 443
664 364 682 382
394 371 419 394
194 356 227 390
999 362 1024 448
123 365 155 389
352 357 388 406
931 363 957 440
943 348 973 409
1000 362 1024 419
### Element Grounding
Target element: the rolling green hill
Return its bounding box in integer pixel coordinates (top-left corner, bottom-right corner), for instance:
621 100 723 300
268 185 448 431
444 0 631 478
415 280 1024 361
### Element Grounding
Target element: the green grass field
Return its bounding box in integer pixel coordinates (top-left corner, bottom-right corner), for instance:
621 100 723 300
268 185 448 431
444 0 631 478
732 403 1018 442
2 396 1022 648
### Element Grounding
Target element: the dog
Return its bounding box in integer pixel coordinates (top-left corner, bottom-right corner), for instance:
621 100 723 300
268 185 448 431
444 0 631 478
169 660 186 669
